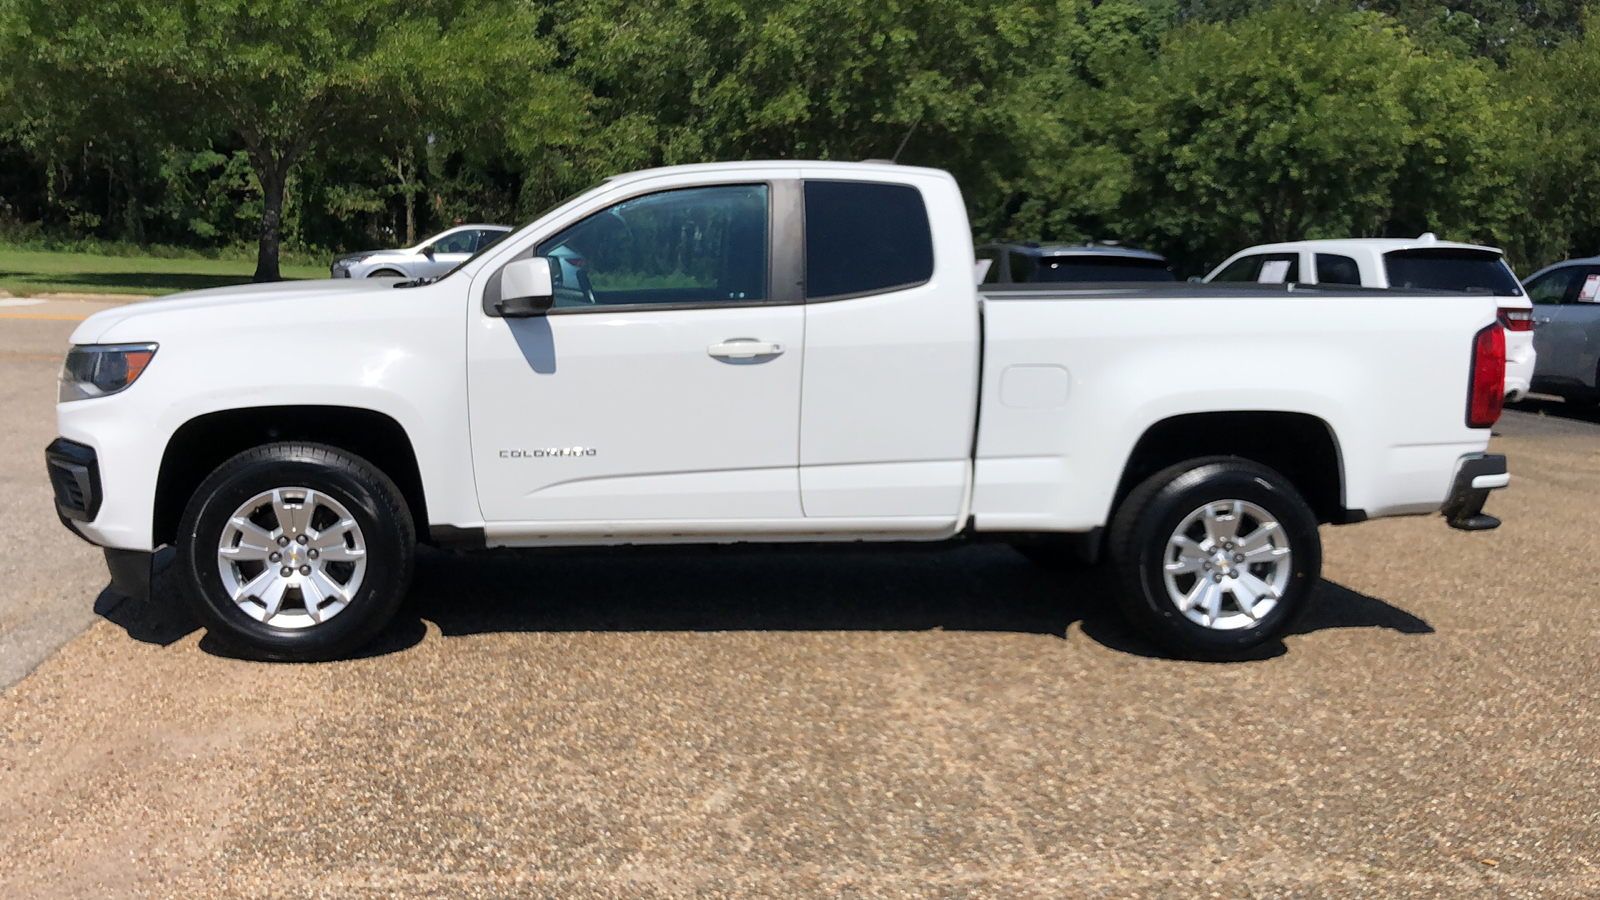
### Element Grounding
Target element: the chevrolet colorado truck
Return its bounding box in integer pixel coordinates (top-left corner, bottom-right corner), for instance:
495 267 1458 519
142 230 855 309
46 161 1510 661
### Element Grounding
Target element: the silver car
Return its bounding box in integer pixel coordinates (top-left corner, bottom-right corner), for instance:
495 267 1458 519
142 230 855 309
1523 257 1600 405
330 224 512 280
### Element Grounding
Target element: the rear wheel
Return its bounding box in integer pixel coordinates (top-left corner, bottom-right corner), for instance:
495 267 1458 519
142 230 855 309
1108 457 1321 660
175 443 414 661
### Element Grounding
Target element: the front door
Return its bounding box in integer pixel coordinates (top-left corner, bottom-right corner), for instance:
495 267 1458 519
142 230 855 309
1536 264 1600 379
467 183 804 526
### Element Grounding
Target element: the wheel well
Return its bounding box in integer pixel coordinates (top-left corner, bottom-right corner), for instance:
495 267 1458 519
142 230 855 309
153 406 428 546
1113 412 1348 525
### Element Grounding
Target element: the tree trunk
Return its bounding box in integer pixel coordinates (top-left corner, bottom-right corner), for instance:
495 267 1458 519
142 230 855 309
254 167 286 283
405 189 415 247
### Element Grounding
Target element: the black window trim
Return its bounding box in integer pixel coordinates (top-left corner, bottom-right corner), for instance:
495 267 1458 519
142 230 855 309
801 178 936 304
483 179 799 317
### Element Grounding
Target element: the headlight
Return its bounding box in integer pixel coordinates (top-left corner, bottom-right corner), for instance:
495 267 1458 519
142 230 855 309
59 343 158 402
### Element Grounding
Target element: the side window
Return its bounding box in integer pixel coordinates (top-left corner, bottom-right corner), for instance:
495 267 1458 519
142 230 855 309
1578 267 1600 303
535 184 769 308
471 229 507 253
1525 267 1576 305
804 180 933 299
433 231 476 254
1212 254 1298 283
1008 250 1032 284
1209 253 1260 280
1315 254 1362 285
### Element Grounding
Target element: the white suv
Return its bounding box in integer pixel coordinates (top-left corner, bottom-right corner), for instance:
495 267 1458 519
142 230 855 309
1205 236 1535 402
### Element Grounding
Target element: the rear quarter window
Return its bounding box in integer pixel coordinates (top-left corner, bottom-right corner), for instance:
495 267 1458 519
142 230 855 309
1383 249 1521 296
1315 254 1362 285
804 181 933 299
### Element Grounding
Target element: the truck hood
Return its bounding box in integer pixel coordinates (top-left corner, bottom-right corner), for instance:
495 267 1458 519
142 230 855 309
69 278 402 344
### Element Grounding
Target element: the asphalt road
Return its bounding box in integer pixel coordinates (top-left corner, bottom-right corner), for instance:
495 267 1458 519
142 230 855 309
1 308 1597 897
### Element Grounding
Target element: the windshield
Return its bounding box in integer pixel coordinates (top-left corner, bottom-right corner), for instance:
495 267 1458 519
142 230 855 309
1384 249 1521 296
1033 256 1176 283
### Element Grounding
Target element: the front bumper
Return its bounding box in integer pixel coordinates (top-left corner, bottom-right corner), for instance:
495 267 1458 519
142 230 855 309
46 438 154 601
1441 453 1508 531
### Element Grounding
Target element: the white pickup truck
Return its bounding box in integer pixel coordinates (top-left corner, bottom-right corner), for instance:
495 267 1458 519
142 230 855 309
46 161 1510 662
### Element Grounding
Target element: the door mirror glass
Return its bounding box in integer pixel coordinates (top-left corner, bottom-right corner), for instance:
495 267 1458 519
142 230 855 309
494 257 554 317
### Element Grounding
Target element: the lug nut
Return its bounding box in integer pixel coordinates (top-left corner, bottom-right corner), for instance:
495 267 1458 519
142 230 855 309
1202 562 1212 570
269 552 280 562
1234 554 1245 563
277 536 290 547
296 534 308 545
280 566 292 577
299 565 311 575
307 549 318 559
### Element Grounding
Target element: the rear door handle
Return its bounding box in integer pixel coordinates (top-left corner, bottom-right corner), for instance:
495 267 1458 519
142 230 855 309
1535 316 1554 325
708 338 784 359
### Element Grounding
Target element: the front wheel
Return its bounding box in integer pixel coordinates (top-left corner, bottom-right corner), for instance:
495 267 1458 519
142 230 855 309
1108 457 1321 660
175 443 415 661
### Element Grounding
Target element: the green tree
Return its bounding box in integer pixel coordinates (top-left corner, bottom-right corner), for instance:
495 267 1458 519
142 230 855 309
0 0 582 280
1027 2 1518 273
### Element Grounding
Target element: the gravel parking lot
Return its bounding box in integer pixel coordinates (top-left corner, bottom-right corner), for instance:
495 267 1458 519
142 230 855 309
1 311 1597 897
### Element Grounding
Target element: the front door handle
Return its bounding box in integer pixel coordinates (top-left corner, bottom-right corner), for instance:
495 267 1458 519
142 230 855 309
1535 316 1554 325
708 338 784 359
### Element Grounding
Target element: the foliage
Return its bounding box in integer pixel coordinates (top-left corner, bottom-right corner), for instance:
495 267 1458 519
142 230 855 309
0 0 1597 279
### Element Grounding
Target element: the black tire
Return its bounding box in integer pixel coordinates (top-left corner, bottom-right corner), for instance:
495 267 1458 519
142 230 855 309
175 442 415 661
367 269 404 278
1107 457 1321 661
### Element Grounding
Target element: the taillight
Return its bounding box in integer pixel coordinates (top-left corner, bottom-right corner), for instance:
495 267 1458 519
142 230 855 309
1467 323 1505 428
1498 307 1533 332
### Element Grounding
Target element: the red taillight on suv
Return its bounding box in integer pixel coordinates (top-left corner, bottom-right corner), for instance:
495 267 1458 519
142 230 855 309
1498 307 1533 332
1467 323 1506 428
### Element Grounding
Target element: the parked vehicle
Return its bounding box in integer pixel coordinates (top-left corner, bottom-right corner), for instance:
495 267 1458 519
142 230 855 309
976 242 1176 283
49 162 1508 664
1204 236 1535 402
1522 257 1600 405
330 225 512 280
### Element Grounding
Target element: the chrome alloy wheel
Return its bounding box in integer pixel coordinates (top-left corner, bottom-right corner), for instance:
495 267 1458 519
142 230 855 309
215 487 367 629
1161 499 1292 631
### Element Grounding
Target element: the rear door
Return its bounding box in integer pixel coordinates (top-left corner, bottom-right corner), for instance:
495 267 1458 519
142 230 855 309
796 174 979 524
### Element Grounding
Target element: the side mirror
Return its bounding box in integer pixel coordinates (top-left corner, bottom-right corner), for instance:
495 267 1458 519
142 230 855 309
493 257 554 318
420 245 435 258
1187 275 1204 283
